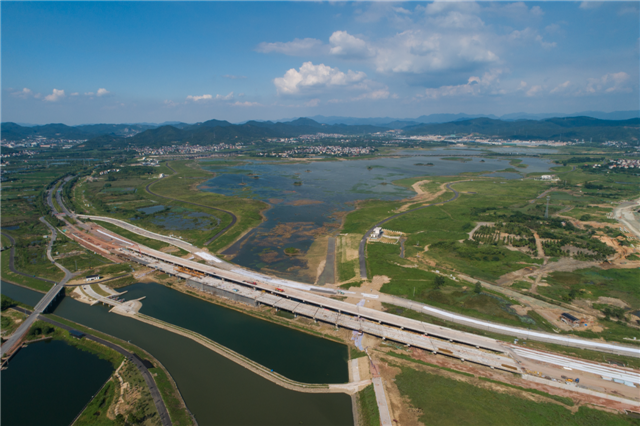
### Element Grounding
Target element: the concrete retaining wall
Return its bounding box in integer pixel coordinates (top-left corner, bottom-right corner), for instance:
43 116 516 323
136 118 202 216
186 279 257 307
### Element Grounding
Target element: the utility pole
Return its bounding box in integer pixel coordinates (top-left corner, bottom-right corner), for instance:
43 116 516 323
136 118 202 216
545 195 550 219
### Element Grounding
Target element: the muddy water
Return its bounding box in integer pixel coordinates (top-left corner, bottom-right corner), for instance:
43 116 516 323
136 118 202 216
1 281 354 426
200 149 553 282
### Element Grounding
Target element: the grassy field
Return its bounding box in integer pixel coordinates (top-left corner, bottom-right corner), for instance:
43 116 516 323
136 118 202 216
148 367 195 426
74 159 268 253
5 223 66 282
150 160 268 251
384 351 475 378
76 359 161 426
1 251 54 292
74 380 118 426
53 235 114 273
368 243 554 331
393 365 637 426
357 384 380 426
1 308 28 337
337 160 640 342
542 268 640 309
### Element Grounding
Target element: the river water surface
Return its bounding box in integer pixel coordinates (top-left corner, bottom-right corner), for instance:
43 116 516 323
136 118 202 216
1 338 113 426
1 282 354 426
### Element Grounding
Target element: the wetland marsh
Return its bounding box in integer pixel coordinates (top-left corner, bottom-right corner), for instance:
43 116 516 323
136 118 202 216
201 149 553 283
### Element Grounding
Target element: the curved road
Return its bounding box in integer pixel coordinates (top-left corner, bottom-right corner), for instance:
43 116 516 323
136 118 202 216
359 181 465 279
11 307 172 426
1 232 56 285
1 217 76 357
145 162 238 246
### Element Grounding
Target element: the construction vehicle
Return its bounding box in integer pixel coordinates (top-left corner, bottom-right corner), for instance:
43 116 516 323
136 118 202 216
176 266 205 278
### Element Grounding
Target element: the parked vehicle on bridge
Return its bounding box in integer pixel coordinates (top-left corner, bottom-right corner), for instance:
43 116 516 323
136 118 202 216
275 288 284 292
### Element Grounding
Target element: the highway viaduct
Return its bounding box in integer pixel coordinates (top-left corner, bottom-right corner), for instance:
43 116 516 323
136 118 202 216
53 177 640 360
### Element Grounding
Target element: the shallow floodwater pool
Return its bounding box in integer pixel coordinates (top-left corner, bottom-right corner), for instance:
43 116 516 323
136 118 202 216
200 150 553 282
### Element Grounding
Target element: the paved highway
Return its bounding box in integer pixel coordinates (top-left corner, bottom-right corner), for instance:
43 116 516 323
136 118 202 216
54 175 640 358
359 181 466 279
118 241 640 357
613 198 640 239
77 215 197 253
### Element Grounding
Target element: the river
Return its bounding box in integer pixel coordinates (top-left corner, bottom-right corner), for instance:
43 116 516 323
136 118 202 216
1 282 354 425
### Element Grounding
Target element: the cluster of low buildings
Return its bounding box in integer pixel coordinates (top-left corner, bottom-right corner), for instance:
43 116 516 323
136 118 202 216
0 149 37 159
98 168 120 176
265 134 366 144
255 145 373 158
1 137 86 149
131 142 244 156
600 159 640 170
589 159 640 170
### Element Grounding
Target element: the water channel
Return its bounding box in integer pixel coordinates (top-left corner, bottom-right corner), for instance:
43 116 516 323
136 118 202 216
1 282 354 425
200 148 553 282
1 339 113 426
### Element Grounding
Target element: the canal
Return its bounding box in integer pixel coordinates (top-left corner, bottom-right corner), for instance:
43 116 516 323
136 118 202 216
1 339 113 426
1 282 354 425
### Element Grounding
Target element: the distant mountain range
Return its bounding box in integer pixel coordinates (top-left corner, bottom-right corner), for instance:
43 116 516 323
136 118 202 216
2 112 638 145
403 116 640 142
290 110 640 128
80 118 386 148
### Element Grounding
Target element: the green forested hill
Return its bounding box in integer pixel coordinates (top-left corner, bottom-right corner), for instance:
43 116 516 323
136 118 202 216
404 117 640 141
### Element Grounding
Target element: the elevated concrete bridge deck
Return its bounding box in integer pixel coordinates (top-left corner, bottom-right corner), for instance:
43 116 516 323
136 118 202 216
138 253 520 372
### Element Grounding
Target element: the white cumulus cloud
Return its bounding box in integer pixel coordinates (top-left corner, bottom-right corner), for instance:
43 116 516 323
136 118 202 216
12 88 40 99
97 88 110 96
550 81 571 94
186 94 213 102
585 72 631 94
329 31 373 58
215 92 234 100
422 69 505 98
274 62 366 95
232 101 261 107
579 2 604 10
526 85 544 97
256 38 324 56
44 89 65 102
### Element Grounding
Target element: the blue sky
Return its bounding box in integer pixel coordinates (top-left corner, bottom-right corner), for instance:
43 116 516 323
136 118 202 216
2 1 638 124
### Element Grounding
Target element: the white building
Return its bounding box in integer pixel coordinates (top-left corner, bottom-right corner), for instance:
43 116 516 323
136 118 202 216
371 227 383 239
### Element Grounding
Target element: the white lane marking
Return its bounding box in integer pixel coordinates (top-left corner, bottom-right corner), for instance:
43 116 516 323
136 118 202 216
97 230 132 245
421 305 640 355
362 293 379 299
